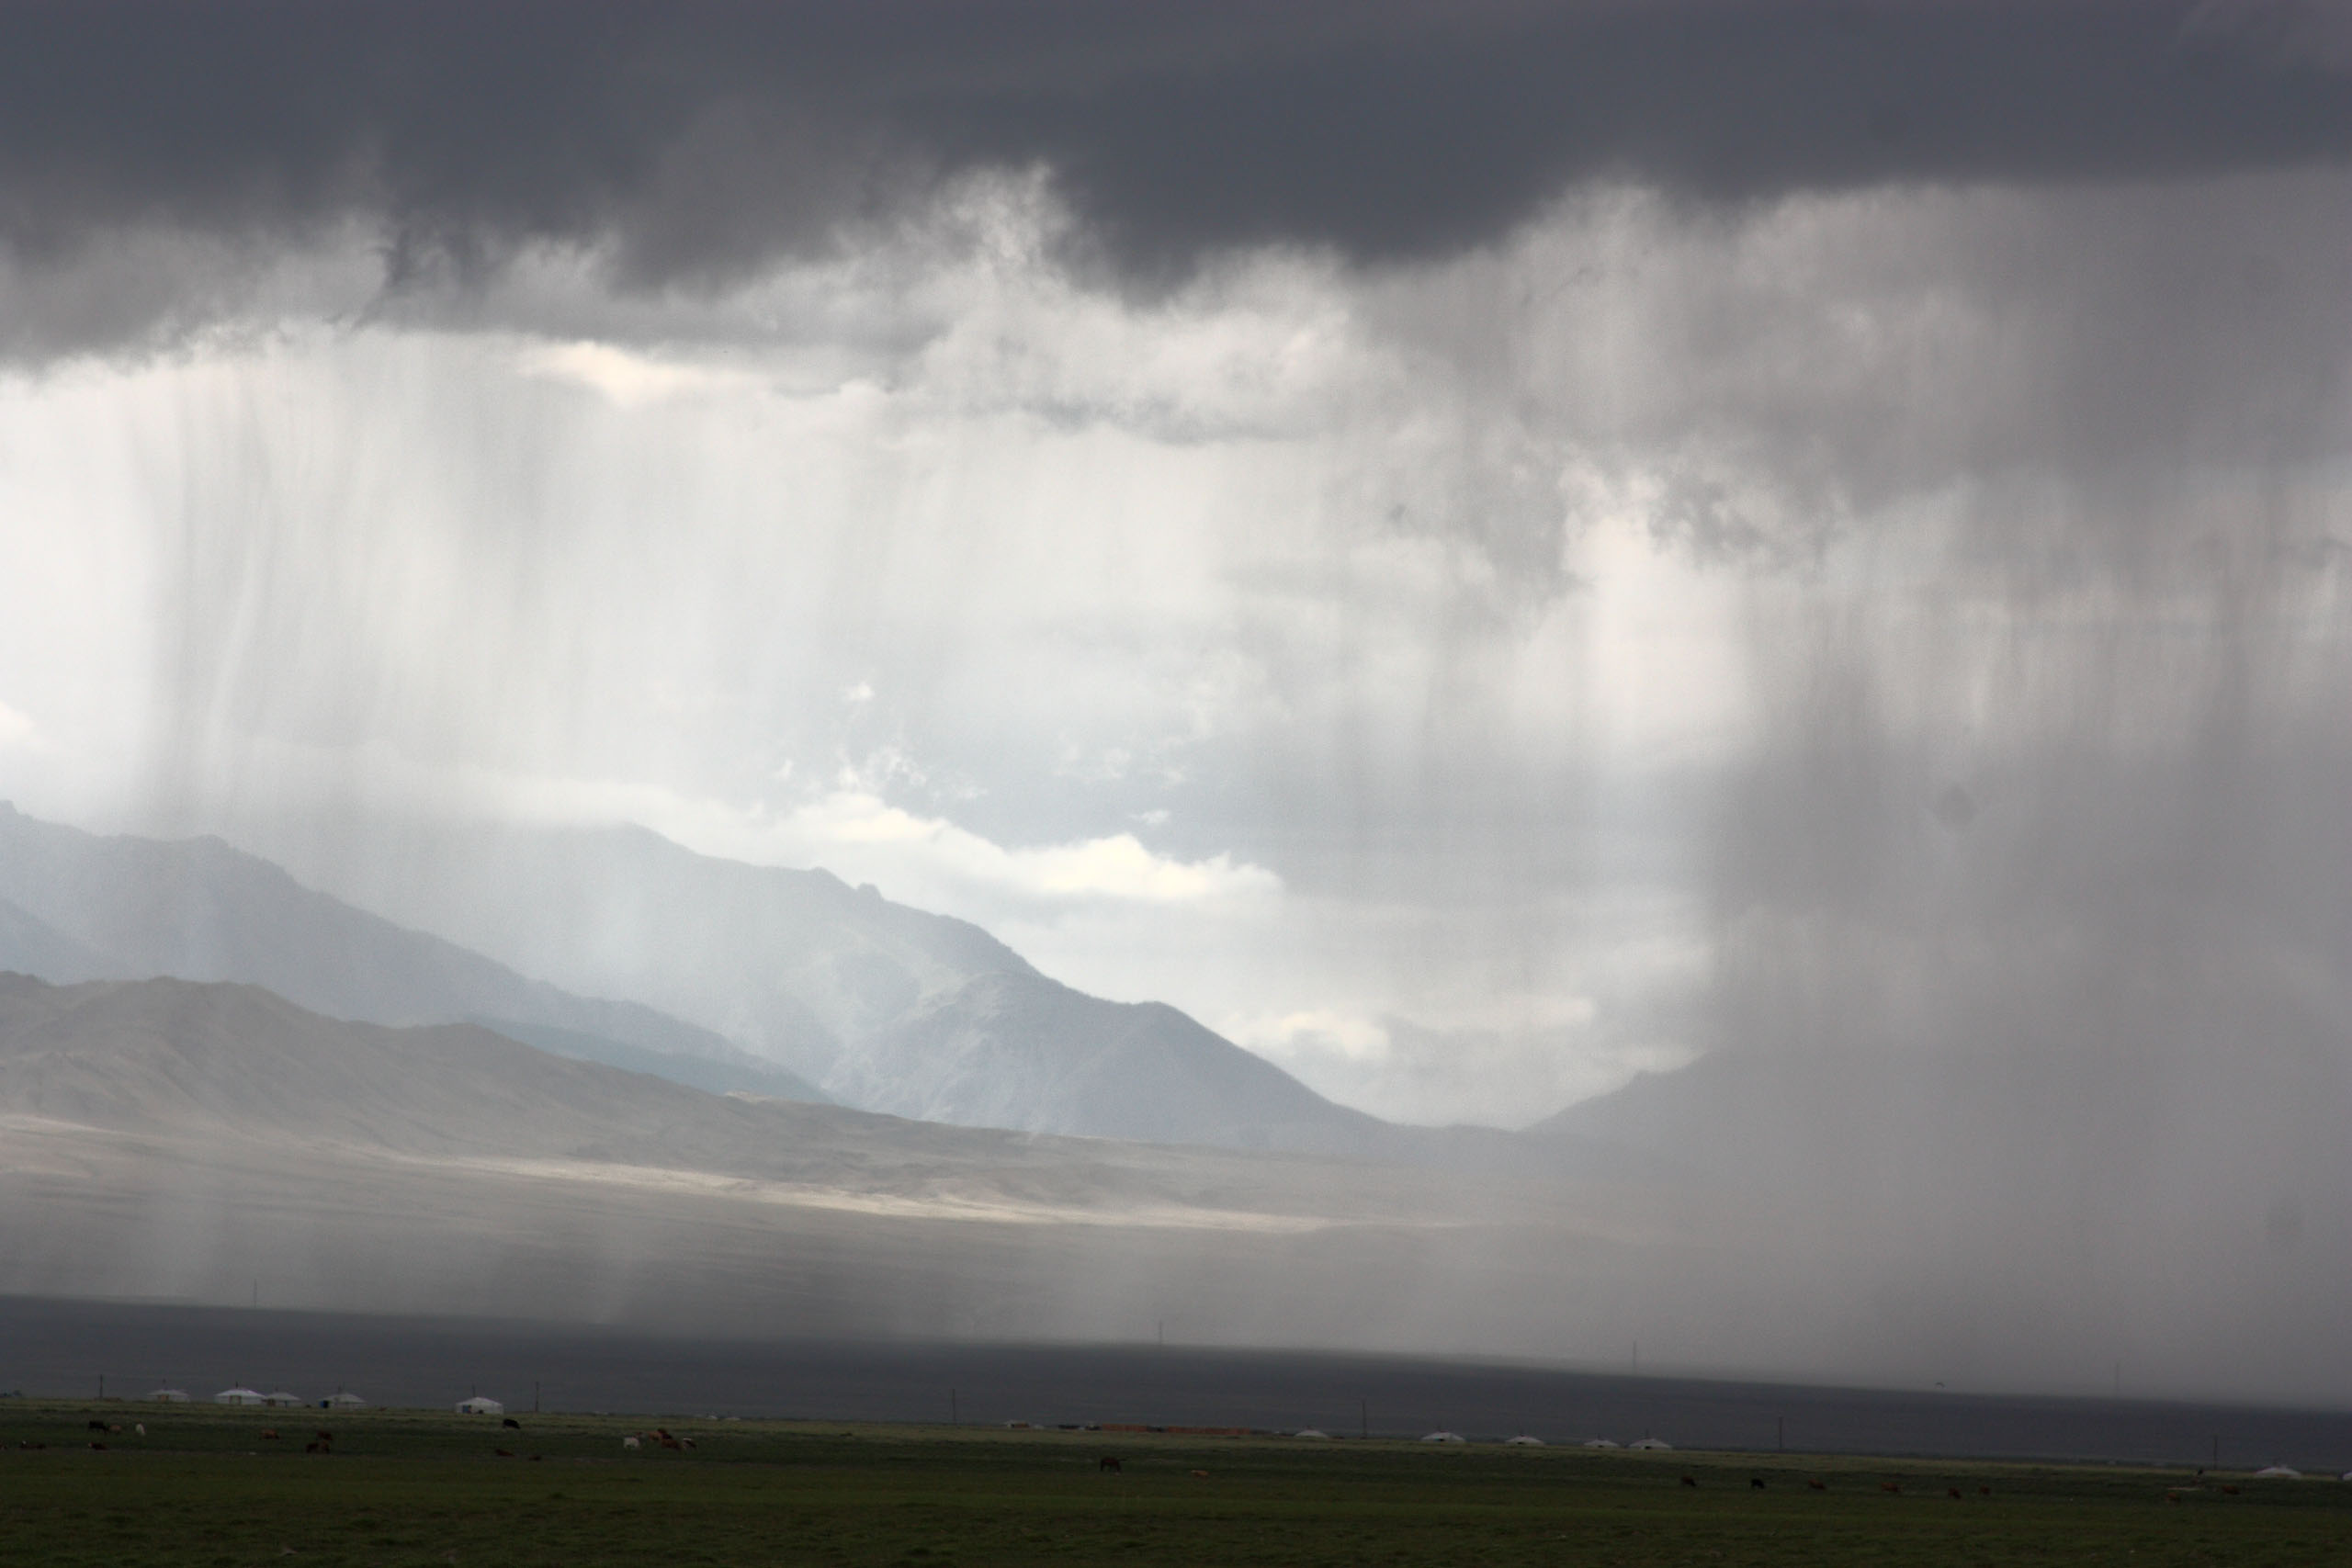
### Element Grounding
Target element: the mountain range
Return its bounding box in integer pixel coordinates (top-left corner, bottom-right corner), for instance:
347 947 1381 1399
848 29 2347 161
0 971 1643 1349
0 804 1391 1154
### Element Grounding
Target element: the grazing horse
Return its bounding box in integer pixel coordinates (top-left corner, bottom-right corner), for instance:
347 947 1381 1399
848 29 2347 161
1806 1479 1827 1492
1679 1475 1698 1488
1880 1481 1902 1495
503 1416 522 1429
1749 1478 1766 1490
1098 1456 1123 1472
1947 1487 1963 1500
622 1436 641 1450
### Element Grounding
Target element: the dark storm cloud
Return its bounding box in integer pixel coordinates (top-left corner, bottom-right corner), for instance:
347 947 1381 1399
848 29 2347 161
5 0 2352 293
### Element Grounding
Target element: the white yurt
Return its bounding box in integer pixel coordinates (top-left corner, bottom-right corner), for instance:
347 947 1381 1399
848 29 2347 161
322 1392 367 1409
1505 1435 1546 1446
1292 1428 1332 1439
147 1388 189 1404
1580 1438 1620 1449
2252 1465 2301 1479
1419 1430 1467 1444
456 1395 505 1416
263 1392 306 1407
214 1387 266 1405
1629 1438 1673 1450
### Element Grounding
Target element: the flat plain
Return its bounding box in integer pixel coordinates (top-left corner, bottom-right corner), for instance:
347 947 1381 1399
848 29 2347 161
5 1401 2351 1567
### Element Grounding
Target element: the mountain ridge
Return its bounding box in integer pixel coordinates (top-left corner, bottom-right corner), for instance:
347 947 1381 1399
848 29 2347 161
0 803 827 1105
153 810 1394 1153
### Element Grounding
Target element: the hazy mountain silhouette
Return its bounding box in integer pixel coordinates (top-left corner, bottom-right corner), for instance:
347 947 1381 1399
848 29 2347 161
0 894 119 984
0 972 1629 1349
233 816 1392 1153
840 971 1390 1153
0 804 824 1104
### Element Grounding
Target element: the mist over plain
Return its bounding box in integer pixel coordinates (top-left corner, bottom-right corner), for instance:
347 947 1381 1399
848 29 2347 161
0 1 2346 1405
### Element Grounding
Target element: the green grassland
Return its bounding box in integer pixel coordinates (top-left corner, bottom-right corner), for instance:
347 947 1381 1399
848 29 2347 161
3 1401 2348 1566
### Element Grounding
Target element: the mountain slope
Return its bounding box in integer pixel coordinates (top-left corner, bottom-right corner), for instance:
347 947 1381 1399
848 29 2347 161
0 895 119 984
254 815 1385 1152
0 803 824 1103
0 974 1630 1349
260 817 1036 1079
840 971 1390 1153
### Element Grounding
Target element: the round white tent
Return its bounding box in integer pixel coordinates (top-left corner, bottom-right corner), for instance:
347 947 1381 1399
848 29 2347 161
456 1395 505 1416
214 1387 266 1405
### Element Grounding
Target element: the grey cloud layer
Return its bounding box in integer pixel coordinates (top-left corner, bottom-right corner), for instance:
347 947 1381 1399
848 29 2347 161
6 0 2352 311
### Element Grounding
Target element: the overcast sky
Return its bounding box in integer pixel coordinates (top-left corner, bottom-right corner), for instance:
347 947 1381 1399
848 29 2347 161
1 0 2348 1127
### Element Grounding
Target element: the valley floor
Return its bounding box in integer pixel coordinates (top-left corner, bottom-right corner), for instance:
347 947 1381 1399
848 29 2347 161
6 1403 2351 1568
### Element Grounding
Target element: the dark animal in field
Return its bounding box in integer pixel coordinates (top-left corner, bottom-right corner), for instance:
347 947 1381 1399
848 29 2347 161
1099 1456 1123 1472
2165 1489 2183 1502
1750 1478 1766 1490
503 1416 522 1429
1806 1480 1827 1492
1948 1487 1963 1500
1679 1475 1698 1488
527 1454 542 1461
2222 1484 2240 1495
259 1429 278 1440
88 1440 107 1450
1190 1469 1210 1478
1880 1481 1902 1495
495 1448 514 1458
86 1420 107 1431
1978 1486 1991 1496
314 1431 334 1443
304 1441 325 1454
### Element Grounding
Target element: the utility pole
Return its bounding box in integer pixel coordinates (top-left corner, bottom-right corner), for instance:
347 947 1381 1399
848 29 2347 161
534 1380 541 1414
951 1389 958 1426
1777 1416 1784 1452
1361 1399 1368 1441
